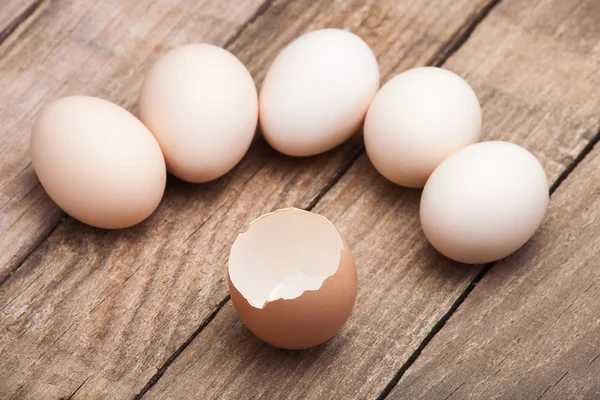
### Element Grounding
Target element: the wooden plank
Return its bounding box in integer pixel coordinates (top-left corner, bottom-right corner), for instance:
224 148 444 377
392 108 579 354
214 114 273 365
0 0 497 399
0 0 267 397
143 0 600 398
0 0 43 44
0 0 269 282
0 0 58 284
389 143 600 399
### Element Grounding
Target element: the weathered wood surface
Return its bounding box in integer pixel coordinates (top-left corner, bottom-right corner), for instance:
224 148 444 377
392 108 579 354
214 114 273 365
144 0 600 398
0 0 500 398
0 0 59 284
0 0 270 282
390 143 600 400
0 0 43 44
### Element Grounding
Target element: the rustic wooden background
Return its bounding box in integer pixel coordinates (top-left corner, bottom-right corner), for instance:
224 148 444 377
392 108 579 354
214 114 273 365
1 0 599 398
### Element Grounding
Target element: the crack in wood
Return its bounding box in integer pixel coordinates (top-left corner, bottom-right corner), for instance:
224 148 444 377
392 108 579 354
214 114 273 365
0 215 64 288
369 3 505 398
63 375 91 400
0 0 48 46
550 130 600 194
35 321 75 366
9 0 596 397
0 162 32 194
306 143 365 211
0 179 39 213
132 0 510 398
536 370 569 400
223 0 275 49
376 88 600 400
181 155 271 246
121 2 280 396
180 199 231 246
8 320 74 397
131 143 366 399
427 0 502 67
0 0 277 296
443 381 465 400
132 295 231 400
375 261 495 400
589 352 600 367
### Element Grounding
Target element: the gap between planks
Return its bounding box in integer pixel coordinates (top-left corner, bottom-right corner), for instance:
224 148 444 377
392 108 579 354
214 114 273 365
131 0 506 397
0 1 56 286
132 143 365 399
0 0 275 291
375 97 600 398
0 0 50 48
0 0 499 291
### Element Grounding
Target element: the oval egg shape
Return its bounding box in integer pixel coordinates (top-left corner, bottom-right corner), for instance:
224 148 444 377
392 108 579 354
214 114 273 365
420 141 549 264
228 208 358 349
260 29 380 157
139 44 258 183
30 96 166 229
365 67 482 188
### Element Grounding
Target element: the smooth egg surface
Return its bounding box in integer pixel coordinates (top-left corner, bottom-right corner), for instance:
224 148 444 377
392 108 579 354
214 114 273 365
260 29 380 157
420 141 549 264
30 96 166 229
365 67 481 188
139 44 258 183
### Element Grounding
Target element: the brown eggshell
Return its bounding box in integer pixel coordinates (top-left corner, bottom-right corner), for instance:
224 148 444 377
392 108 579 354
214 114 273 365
228 209 357 350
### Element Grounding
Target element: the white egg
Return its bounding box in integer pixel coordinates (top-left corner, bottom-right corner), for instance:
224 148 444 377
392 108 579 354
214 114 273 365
139 44 258 183
31 96 166 229
420 141 549 264
260 29 380 156
365 67 481 188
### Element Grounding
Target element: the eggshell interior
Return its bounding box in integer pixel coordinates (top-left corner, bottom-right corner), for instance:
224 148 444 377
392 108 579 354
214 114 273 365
230 208 341 308
228 208 358 349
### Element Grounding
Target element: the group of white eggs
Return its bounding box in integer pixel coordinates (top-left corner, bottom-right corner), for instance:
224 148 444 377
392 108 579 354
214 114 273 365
30 28 549 265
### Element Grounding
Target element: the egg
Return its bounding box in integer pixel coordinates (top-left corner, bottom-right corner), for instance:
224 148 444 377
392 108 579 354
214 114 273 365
260 29 380 156
228 208 357 349
365 67 481 188
139 44 258 183
420 141 549 264
30 96 166 229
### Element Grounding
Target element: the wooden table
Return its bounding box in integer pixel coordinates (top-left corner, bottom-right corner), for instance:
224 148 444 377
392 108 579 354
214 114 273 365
1 0 599 398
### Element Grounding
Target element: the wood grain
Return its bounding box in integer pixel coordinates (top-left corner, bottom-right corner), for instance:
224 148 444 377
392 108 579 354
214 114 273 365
0 0 59 285
0 0 496 398
0 0 268 282
0 0 267 397
0 0 43 44
389 141 600 400
144 0 600 398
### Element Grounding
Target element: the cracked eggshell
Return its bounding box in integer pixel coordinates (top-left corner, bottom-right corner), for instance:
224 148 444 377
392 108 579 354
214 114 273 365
228 208 358 350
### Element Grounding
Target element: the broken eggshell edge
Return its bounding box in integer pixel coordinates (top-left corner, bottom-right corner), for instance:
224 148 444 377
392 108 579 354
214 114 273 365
228 208 358 350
